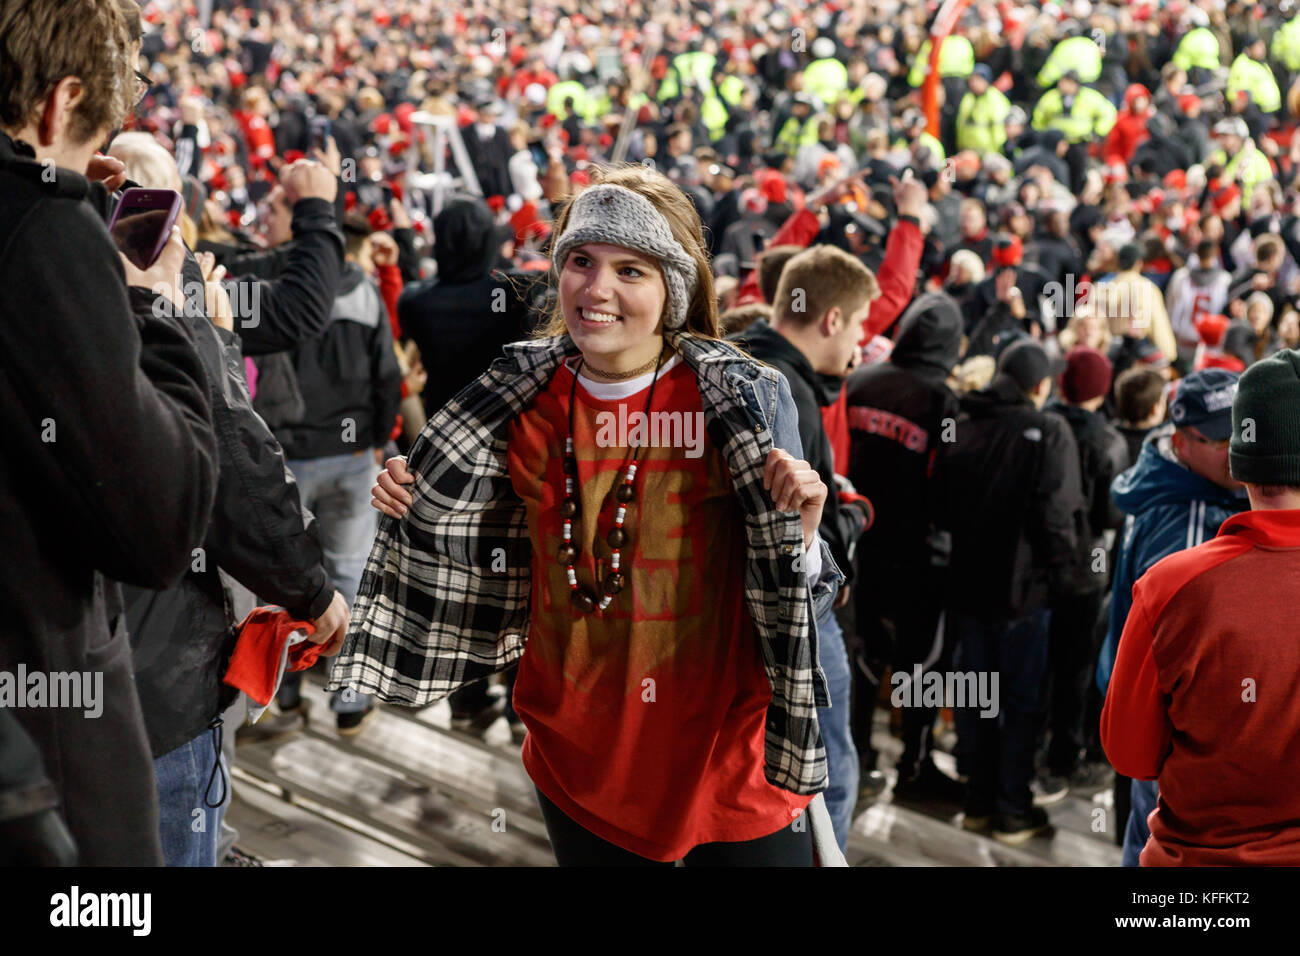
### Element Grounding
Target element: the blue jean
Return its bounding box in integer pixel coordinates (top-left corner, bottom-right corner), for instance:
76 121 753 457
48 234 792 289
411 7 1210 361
155 729 230 867
814 608 858 852
282 451 378 714
1124 778 1158 866
950 608 1051 817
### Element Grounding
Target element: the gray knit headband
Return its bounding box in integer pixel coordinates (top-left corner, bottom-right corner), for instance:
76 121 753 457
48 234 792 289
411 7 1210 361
551 183 699 330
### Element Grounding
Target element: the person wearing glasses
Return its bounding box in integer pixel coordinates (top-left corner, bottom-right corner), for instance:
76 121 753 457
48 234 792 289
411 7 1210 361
1095 368 1248 866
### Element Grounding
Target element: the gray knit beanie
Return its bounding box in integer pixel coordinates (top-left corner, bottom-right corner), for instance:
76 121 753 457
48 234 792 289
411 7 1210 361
551 183 699 330
1230 348 1300 485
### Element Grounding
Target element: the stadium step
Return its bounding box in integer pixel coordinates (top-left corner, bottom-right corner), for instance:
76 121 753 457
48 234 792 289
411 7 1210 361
227 678 1120 867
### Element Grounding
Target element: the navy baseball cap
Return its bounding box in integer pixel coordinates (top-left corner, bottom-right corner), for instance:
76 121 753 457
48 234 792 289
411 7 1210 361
1168 368 1239 441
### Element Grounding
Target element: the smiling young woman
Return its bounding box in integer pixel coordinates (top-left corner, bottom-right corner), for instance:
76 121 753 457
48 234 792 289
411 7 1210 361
340 163 849 866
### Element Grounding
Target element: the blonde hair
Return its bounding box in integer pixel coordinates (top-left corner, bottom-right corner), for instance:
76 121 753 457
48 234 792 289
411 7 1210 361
533 163 720 339
772 245 880 328
948 249 986 284
108 131 182 192
1058 304 1114 353
950 354 996 393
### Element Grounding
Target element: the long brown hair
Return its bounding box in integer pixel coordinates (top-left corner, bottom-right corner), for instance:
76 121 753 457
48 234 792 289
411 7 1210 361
532 163 721 340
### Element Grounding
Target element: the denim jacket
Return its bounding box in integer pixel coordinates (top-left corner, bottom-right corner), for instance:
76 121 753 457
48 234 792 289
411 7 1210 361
327 328 844 797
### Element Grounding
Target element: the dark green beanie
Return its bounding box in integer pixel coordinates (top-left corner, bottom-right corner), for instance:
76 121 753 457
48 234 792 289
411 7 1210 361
1230 349 1300 485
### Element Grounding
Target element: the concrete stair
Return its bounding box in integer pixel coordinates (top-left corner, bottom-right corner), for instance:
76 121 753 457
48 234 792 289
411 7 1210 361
226 678 1121 867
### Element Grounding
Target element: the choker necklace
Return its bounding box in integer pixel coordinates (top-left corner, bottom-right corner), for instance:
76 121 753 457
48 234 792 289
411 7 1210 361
558 344 668 613
579 351 666 381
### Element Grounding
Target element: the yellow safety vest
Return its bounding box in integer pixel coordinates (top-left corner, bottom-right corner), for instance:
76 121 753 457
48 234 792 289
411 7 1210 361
1172 27 1220 73
956 88 1011 156
1227 53 1281 113
1037 37 1103 88
907 36 975 87
1031 86 1116 142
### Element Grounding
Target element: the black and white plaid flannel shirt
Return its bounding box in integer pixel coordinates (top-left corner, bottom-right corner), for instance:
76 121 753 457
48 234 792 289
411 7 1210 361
327 329 843 795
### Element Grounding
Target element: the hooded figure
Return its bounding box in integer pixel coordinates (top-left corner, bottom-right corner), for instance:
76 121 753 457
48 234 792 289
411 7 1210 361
398 198 544 415
846 292 963 570
844 291 964 794
1104 84 1153 168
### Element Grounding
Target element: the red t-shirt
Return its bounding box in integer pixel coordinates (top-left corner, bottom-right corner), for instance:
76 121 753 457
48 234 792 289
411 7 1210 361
506 356 811 861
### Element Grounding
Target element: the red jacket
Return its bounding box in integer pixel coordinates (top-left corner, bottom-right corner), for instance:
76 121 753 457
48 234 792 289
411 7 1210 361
1103 84 1152 168
735 209 922 484
1101 508 1300 866
735 210 923 341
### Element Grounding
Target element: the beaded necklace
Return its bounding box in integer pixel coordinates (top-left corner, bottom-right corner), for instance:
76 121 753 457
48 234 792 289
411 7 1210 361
558 344 668 614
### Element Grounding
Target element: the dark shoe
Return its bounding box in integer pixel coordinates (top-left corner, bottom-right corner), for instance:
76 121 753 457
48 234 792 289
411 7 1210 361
993 807 1054 845
222 846 265 867
235 708 305 747
961 803 994 834
1067 760 1114 791
450 698 504 736
1031 772 1069 807
893 758 967 805
336 706 376 738
858 769 888 801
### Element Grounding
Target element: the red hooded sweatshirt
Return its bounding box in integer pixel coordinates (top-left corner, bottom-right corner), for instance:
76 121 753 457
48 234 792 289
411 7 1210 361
1101 508 1300 866
1103 84 1152 168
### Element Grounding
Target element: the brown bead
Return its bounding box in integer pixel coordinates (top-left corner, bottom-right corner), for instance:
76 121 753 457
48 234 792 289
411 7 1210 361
615 483 635 502
570 587 596 613
557 543 579 565
603 572 624 595
607 527 628 548
559 497 579 518
562 456 577 475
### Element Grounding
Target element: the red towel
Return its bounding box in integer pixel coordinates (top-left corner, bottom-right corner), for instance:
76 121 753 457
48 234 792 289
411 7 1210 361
223 606 327 706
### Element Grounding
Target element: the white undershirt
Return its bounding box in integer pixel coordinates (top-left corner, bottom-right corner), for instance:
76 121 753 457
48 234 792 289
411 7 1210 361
566 353 682 399
563 354 825 587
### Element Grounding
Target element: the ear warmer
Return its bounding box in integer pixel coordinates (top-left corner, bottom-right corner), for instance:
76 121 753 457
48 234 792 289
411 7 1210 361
551 183 699 330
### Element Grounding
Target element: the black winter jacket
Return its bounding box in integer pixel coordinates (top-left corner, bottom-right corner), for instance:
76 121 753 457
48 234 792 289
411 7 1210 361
0 133 219 864
1046 401 1130 596
121 258 334 758
935 373 1084 620
202 196 346 356
730 319 867 586
846 293 962 579
273 262 403 460
76 181 336 760
398 199 545 416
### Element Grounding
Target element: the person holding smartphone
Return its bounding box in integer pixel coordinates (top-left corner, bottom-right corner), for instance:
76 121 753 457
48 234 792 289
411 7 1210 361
0 0 220 865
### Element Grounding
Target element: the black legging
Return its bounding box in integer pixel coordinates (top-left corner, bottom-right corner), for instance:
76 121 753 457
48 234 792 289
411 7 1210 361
534 788 813 867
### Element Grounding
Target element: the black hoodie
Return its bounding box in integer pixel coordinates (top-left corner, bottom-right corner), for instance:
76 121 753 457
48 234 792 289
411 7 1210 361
935 373 1083 620
274 261 403 460
398 198 545 416
845 292 962 578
